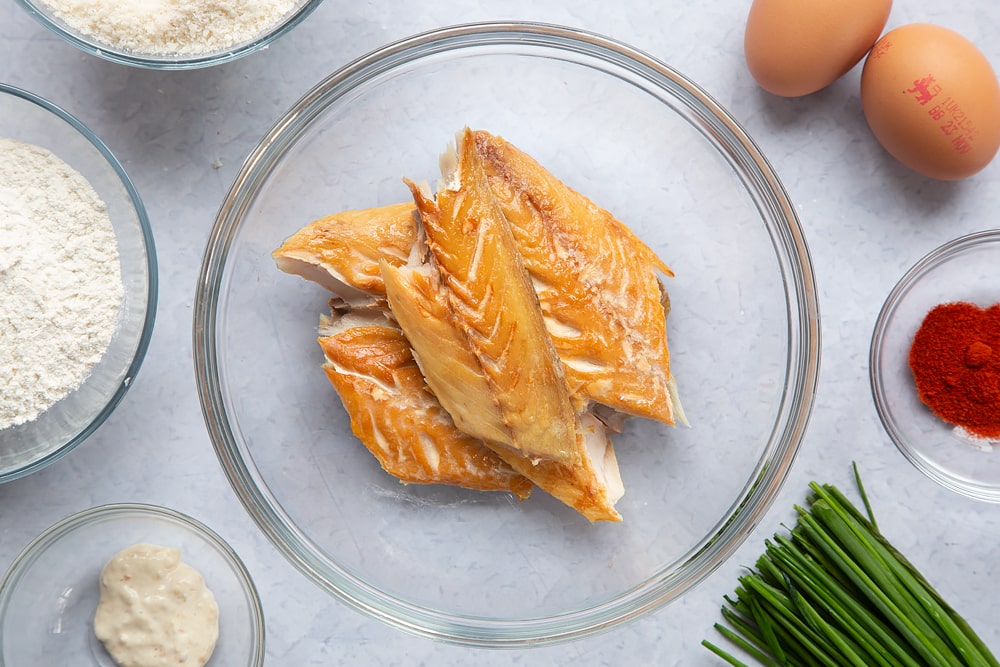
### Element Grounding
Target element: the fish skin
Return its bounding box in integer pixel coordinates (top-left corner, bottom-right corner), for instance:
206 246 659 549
404 128 580 467
380 259 511 447
381 261 623 522
489 412 623 522
272 202 416 303
471 130 675 425
318 310 532 499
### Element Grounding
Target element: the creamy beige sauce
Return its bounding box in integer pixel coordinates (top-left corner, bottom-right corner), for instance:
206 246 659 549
94 544 220 667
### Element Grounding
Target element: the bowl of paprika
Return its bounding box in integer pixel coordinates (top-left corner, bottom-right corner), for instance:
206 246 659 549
870 229 1000 502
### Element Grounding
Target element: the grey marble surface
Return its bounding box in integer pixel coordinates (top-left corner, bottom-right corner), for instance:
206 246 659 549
2 1 999 664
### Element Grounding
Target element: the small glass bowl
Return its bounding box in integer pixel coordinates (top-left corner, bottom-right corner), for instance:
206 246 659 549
0 503 265 666
13 0 323 69
195 22 820 646
0 84 157 483
871 229 1000 502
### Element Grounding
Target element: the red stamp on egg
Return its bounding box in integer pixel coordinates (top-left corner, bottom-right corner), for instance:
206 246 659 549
870 39 893 60
904 77 980 154
906 75 941 105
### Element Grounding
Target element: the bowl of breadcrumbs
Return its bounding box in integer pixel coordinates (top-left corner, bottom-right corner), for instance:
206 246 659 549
14 0 324 68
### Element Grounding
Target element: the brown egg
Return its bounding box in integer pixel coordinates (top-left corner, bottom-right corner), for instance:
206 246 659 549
744 0 892 97
861 24 1000 180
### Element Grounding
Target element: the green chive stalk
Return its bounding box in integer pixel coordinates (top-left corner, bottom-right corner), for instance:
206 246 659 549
703 466 997 666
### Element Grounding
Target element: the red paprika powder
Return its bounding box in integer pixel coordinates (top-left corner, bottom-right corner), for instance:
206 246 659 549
908 301 1000 440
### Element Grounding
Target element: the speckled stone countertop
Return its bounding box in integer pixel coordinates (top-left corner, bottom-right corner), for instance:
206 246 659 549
2 2 999 664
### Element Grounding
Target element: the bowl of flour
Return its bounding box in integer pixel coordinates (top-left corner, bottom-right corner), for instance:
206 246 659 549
14 0 323 68
0 84 157 483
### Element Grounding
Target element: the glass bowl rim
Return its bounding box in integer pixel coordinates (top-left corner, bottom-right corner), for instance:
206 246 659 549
0 83 158 484
193 20 821 647
12 0 325 70
869 228 1000 503
0 502 266 666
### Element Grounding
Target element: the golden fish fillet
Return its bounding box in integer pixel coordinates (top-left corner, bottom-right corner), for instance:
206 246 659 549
381 257 623 522
400 127 580 467
272 140 679 425
318 309 532 499
471 130 677 424
272 202 415 303
492 412 623 522
270 128 677 520
380 258 511 447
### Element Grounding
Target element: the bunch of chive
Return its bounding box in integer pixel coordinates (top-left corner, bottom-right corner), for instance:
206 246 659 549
704 468 997 666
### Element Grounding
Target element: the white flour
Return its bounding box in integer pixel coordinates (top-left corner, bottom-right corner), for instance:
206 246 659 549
0 138 124 430
39 0 299 56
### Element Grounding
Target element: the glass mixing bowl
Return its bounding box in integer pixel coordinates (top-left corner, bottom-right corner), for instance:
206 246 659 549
0 84 157 483
0 503 264 666
194 22 820 646
871 229 1000 502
